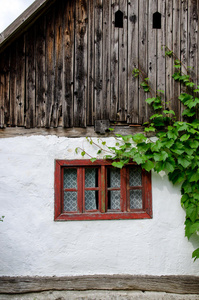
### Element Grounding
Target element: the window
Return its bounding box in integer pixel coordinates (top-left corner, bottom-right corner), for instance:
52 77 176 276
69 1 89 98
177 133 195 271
54 160 152 221
153 12 161 29
115 10 124 28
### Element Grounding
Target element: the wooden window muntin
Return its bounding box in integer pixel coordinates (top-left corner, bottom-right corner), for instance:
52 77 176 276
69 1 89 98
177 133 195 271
55 160 152 221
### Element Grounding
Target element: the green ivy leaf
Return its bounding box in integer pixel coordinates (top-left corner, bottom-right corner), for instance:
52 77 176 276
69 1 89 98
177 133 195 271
142 160 154 172
180 134 190 142
192 248 199 261
163 110 175 115
185 221 199 239
190 172 199 183
81 151 86 157
178 157 191 168
145 97 156 104
154 151 168 162
112 161 125 169
90 158 97 163
164 161 175 173
132 133 147 143
186 204 198 223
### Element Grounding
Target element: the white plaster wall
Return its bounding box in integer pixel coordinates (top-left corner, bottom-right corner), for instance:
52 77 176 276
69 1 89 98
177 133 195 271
0 135 199 277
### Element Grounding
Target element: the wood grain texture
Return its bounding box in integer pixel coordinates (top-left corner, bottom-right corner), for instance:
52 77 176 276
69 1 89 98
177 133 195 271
2 51 10 125
110 0 119 121
118 0 128 121
157 0 166 107
9 42 17 126
94 0 103 120
0 56 4 128
53 1 64 128
63 0 74 128
148 0 157 117
172 0 181 119
127 0 139 123
165 0 173 115
0 126 145 138
25 28 36 129
87 0 94 125
45 8 55 128
16 36 25 127
35 17 46 128
138 0 148 124
102 0 111 120
0 275 199 294
74 0 88 127
0 0 198 129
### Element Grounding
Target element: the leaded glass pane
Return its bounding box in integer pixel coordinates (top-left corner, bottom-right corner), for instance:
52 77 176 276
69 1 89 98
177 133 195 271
130 190 142 209
64 169 77 189
108 168 120 188
108 190 121 210
85 191 98 210
85 168 98 188
64 191 77 211
129 167 142 187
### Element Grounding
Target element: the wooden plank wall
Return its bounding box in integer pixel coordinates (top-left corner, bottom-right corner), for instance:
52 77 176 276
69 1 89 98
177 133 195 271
0 0 198 129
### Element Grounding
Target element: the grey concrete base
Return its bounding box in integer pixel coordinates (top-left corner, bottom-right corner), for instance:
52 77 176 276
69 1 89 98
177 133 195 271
0 291 199 300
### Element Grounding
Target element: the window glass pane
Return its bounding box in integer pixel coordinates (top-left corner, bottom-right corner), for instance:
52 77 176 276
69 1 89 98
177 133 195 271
107 168 120 188
85 191 98 210
64 191 77 211
130 190 142 209
129 167 142 186
108 190 121 210
85 168 98 188
64 169 77 189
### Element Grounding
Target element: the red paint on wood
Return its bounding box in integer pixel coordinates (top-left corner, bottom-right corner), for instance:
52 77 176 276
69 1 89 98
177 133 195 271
54 160 152 221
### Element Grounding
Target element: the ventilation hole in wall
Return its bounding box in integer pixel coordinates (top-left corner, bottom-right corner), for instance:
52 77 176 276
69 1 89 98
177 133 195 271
153 12 161 29
115 10 123 28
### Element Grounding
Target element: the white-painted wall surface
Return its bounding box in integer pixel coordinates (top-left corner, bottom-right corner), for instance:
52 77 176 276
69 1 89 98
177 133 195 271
0 135 199 277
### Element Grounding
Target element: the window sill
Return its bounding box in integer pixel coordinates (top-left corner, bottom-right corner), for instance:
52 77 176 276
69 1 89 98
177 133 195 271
55 210 152 221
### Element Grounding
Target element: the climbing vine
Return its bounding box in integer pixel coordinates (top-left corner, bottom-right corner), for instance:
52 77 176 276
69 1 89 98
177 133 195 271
77 48 199 261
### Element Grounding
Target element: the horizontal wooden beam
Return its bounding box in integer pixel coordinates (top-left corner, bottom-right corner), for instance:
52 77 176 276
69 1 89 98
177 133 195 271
0 126 145 139
0 275 199 295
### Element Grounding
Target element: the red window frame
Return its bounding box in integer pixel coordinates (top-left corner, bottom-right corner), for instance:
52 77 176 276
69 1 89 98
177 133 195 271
54 160 152 221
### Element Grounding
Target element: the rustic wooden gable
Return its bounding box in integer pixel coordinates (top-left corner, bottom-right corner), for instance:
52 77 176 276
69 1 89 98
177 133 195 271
0 0 198 130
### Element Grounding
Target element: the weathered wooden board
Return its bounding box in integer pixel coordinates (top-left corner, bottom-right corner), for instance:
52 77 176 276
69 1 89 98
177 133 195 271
102 0 111 120
25 28 36 129
94 0 103 120
180 0 188 118
9 42 17 126
53 1 64 128
16 36 25 127
35 17 46 128
157 0 166 107
138 0 148 124
45 8 55 128
172 0 181 119
0 125 145 138
148 0 157 118
1 52 10 126
0 56 4 128
127 0 139 124
110 0 119 121
118 0 127 121
74 0 88 127
63 0 74 128
165 0 173 115
0 275 199 294
87 0 94 125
